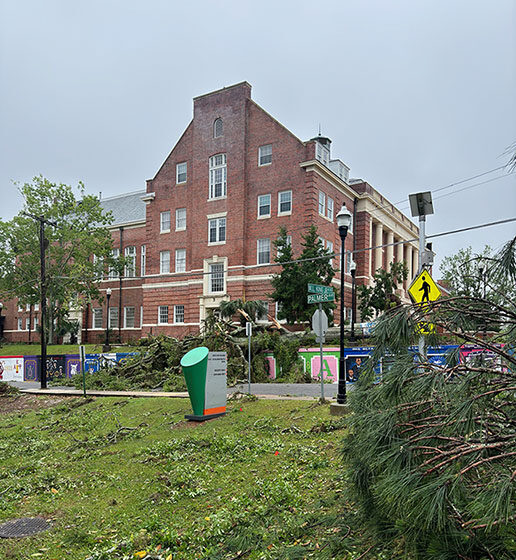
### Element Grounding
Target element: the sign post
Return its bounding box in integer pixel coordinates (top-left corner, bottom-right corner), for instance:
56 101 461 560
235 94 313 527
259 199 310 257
246 322 252 395
79 345 86 397
308 284 332 400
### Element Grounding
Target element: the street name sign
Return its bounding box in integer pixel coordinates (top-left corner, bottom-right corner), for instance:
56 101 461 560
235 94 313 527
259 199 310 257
307 283 334 296
408 269 442 305
307 292 335 304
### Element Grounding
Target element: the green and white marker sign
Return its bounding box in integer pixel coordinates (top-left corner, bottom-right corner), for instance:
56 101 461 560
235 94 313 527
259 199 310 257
307 283 335 303
180 347 227 422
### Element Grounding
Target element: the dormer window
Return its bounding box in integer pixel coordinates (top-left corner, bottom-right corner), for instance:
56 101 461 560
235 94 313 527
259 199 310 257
214 118 223 138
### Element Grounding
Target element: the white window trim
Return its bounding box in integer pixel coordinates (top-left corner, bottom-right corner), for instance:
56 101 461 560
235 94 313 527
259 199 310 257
258 144 272 167
208 154 227 200
257 238 271 265
160 250 170 274
176 162 187 184
158 306 169 325
203 256 228 295
208 217 226 246
160 211 171 234
124 306 135 329
277 190 292 216
327 197 334 221
318 191 326 217
175 208 186 231
175 248 186 273
141 245 146 277
92 308 103 329
257 194 271 219
174 304 185 324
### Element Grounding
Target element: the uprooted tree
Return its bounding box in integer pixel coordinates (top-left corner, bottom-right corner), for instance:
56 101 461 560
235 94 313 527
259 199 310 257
345 236 516 559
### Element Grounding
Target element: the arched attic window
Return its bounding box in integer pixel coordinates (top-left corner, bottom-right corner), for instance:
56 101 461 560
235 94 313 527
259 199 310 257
213 118 223 138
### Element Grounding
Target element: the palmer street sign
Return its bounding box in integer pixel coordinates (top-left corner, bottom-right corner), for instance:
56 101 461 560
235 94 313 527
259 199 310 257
307 292 335 304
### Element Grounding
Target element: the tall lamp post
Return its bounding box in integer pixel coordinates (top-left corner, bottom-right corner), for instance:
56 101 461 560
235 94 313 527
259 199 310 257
350 260 357 342
103 288 112 352
337 203 353 404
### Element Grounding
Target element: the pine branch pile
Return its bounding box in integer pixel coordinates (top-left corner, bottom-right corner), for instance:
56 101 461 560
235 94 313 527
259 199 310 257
345 237 516 559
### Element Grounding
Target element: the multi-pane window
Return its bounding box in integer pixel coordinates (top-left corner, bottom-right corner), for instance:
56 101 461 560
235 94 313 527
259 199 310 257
176 162 187 184
209 263 225 293
174 305 185 324
316 142 330 166
208 218 226 244
160 211 171 233
209 154 227 198
257 238 271 264
93 308 103 329
213 118 223 138
124 246 136 277
34 303 40 312
327 197 334 221
176 208 186 230
108 307 119 329
124 306 135 328
278 190 292 214
158 306 169 324
160 250 170 274
109 248 120 279
17 318 22 330
25 318 30 330
258 194 271 217
17 303 23 312
318 191 326 216
175 249 186 272
141 245 146 277
258 144 272 166
26 303 31 311
34 316 39 330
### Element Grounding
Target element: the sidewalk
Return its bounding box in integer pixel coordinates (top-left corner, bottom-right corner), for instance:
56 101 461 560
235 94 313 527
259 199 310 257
9 381 344 400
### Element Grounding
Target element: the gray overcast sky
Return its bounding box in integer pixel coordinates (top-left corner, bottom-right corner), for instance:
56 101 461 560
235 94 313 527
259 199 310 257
1 0 515 273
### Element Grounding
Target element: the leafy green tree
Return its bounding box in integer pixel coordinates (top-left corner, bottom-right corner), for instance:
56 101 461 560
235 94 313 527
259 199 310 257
357 261 408 321
270 225 335 324
218 299 268 326
344 236 516 559
0 176 115 343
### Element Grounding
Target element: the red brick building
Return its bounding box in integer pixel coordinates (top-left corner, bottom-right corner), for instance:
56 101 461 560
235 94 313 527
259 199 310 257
3 82 419 343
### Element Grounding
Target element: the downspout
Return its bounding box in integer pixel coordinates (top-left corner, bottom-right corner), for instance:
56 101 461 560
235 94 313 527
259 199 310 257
119 227 123 344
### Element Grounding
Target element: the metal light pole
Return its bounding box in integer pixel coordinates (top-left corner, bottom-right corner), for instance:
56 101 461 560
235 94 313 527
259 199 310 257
103 288 112 352
350 260 357 342
337 203 352 404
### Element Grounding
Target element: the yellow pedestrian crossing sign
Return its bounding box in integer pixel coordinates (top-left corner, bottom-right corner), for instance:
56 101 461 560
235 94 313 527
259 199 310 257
408 269 442 304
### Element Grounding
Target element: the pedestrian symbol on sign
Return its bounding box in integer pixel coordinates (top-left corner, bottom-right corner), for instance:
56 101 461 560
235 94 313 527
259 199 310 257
408 269 441 305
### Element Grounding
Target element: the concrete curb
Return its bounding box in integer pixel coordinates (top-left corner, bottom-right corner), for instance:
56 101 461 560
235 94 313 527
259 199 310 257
19 388 327 401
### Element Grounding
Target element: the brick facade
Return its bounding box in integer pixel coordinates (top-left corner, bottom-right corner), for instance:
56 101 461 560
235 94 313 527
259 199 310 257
2 82 419 343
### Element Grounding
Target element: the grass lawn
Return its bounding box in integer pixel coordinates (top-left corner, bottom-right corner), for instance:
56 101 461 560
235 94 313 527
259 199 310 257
0 343 140 356
0 394 376 560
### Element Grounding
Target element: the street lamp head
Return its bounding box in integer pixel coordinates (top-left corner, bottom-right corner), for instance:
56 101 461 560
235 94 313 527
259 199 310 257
336 203 352 230
106 288 112 297
350 260 357 273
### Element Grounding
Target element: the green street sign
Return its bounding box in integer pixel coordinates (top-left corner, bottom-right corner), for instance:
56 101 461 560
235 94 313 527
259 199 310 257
308 292 335 304
308 283 334 296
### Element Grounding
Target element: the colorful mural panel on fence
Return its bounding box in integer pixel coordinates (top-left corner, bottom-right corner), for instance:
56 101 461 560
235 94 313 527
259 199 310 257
0 356 24 381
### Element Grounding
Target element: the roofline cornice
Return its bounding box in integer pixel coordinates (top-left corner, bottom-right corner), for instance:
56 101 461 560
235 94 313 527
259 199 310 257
299 159 359 200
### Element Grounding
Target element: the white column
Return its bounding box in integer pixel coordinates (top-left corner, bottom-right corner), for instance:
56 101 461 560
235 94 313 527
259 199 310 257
396 239 404 266
374 222 383 272
407 245 413 282
386 230 394 270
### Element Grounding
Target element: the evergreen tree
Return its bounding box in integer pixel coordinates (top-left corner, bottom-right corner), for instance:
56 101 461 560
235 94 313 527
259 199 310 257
344 236 516 559
270 226 335 323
